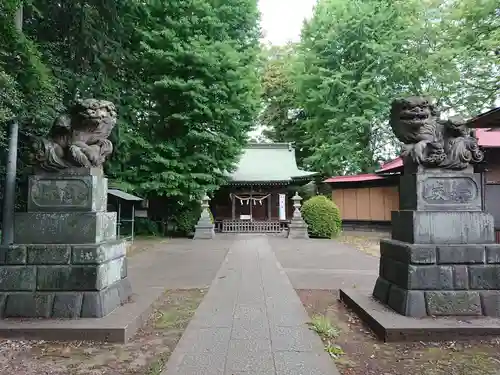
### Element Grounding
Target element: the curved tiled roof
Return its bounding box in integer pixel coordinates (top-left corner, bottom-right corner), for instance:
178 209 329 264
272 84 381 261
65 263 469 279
229 143 318 183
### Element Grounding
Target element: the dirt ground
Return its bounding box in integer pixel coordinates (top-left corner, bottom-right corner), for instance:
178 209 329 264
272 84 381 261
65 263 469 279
297 289 500 375
338 231 390 257
0 289 205 375
127 236 170 258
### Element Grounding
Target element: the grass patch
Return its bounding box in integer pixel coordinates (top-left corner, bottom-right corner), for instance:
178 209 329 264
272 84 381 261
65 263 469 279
298 289 500 375
308 314 340 339
308 314 344 360
145 352 170 375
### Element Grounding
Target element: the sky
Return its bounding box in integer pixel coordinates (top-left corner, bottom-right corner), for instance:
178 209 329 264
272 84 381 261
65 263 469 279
258 0 317 45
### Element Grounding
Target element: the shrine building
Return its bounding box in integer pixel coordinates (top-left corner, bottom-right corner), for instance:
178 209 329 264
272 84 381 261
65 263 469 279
211 143 318 233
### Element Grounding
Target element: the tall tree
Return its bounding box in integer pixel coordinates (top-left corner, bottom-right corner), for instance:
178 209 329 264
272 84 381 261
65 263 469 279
111 0 262 203
2 0 262 218
0 0 57 130
291 0 499 176
260 44 298 143
439 0 500 112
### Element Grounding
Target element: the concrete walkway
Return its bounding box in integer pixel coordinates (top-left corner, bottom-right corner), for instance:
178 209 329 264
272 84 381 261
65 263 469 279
163 235 340 375
270 237 378 291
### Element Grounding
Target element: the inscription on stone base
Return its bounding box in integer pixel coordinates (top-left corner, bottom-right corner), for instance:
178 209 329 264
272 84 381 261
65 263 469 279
422 177 478 204
399 169 483 212
28 175 108 212
31 179 90 208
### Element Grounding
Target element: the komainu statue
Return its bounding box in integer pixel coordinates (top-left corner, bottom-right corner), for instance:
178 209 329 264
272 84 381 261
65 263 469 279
30 99 117 171
390 96 483 170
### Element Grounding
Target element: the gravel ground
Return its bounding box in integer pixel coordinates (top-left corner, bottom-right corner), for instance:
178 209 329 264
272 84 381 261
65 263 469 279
297 289 500 375
337 231 389 257
0 289 205 375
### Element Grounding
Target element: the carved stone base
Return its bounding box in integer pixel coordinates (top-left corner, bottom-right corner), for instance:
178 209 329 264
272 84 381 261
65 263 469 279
193 195 215 240
14 212 117 244
373 239 500 317
28 172 108 213
399 166 483 211
193 223 215 240
287 220 309 239
4 167 131 319
391 211 494 244
0 240 131 318
0 278 132 319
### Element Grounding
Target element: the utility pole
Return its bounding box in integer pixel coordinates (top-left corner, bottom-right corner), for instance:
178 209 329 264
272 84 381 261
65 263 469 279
1 5 22 245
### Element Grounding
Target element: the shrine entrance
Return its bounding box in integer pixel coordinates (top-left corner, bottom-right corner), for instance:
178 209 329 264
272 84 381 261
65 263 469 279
230 193 271 221
210 143 319 233
220 193 282 233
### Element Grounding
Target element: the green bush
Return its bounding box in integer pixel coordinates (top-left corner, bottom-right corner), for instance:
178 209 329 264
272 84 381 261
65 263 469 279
301 195 342 238
175 203 214 236
133 218 160 236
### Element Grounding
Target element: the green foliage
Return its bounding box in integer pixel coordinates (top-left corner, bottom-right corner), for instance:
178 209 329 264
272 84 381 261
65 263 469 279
129 0 261 201
308 315 340 339
307 314 344 359
175 202 214 236
134 218 160 237
301 195 342 239
175 208 199 236
260 45 299 140
260 0 499 176
296 182 318 202
1 0 261 217
259 44 310 166
0 2 58 133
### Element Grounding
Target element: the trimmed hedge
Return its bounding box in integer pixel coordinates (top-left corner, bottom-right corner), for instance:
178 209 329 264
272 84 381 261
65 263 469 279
175 203 214 236
301 195 342 238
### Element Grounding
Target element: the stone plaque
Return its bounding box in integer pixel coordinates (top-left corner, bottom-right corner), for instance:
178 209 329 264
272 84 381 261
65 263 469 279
31 179 90 208
28 175 108 212
422 177 478 204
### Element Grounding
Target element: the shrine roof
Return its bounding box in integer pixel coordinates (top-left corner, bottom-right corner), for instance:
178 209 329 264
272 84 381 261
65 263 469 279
228 143 318 184
108 189 143 201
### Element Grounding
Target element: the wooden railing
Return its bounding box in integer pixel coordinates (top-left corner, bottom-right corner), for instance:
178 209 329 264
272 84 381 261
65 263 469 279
221 220 282 233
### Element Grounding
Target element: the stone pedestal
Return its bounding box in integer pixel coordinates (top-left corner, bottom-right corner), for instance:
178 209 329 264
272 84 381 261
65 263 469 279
373 166 500 317
193 193 215 240
0 168 131 319
287 192 309 239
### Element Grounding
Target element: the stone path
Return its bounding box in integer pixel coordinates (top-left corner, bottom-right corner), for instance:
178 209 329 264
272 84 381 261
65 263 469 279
270 237 378 291
128 237 230 289
162 235 340 374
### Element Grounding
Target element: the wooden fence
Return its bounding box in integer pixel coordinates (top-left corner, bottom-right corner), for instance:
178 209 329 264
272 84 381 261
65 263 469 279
221 220 282 233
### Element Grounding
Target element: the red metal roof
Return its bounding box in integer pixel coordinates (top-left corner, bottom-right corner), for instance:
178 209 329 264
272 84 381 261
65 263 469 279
376 157 403 173
323 173 385 183
476 128 500 148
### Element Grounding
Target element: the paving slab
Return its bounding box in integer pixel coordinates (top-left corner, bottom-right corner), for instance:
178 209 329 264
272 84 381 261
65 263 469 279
0 238 229 342
340 288 500 342
163 235 340 375
270 237 378 290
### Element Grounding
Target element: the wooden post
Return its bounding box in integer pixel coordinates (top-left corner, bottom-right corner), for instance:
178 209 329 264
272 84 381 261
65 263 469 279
131 204 135 242
231 193 235 220
267 193 272 219
249 186 253 221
